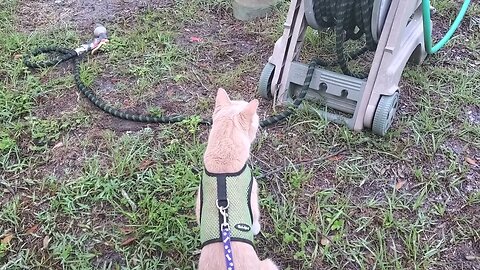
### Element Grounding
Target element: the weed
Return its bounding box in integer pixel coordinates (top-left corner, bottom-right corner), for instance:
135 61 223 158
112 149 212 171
1 0 479 269
0 196 21 227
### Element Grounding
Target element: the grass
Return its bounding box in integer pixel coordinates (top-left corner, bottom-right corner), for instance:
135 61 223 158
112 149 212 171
1 0 480 269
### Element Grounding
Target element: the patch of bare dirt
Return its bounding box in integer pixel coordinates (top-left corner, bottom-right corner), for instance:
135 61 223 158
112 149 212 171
439 240 480 270
15 0 173 33
429 3 480 68
77 11 276 133
466 106 480 125
91 246 125 269
34 86 80 119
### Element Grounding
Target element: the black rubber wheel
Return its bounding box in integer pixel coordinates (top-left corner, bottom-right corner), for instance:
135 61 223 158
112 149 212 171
372 91 400 136
258 63 275 100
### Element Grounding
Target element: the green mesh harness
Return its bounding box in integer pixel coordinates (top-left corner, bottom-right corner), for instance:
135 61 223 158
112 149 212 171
199 164 254 248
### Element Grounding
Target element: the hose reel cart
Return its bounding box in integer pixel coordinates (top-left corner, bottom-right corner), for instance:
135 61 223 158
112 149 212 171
258 0 469 136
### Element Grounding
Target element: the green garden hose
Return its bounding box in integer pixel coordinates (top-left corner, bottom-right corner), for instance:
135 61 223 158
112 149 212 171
422 0 472 54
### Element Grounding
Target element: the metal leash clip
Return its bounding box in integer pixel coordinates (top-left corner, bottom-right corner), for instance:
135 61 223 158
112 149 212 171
216 199 230 229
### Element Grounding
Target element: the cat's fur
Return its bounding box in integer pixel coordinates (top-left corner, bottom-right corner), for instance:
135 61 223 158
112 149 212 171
195 88 279 270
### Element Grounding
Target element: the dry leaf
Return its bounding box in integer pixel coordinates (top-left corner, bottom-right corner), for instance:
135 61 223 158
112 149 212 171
327 155 343 162
52 142 64 150
465 157 477 166
189 36 203 43
395 180 407 190
465 255 479 261
397 166 406 178
138 159 156 170
120 227 135 235
42 235 51 250
14 54 22 60
121 236 137 246
26 224 40 234
320 237 331 246
366 255 375 264
123 99 133 108
1 233 14 245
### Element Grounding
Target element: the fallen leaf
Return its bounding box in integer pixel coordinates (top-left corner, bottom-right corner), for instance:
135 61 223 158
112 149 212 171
52 142 64 150
1 233 14 245
26 224 40 234
121 236 137 246
123 99 133 108
327 155 343 162
397 166 406 178
42 235 51 250
14 54 22 60
189 36 203 43
121 189 137 211
138 159 156 170
395 180 407 190
465 255 479 261
320 237 331 246
103 241 113 247
366 255 375 265
120 227 135 235
465 157 477 166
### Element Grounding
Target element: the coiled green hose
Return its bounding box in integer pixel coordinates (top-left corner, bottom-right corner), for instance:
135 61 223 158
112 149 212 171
422 0 472 54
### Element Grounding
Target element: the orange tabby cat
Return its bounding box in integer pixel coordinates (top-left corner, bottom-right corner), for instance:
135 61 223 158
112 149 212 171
195 88 279 270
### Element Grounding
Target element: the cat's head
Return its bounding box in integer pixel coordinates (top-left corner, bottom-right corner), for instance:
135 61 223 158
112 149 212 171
211 88 259 143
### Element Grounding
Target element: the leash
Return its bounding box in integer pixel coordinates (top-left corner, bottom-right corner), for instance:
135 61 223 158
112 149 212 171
217 202 235 270
23 25 317 129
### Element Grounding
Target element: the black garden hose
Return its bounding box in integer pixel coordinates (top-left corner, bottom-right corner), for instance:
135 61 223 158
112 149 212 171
313 0 377 78
23 45 318 128
23 0 378 127
24 47 212 125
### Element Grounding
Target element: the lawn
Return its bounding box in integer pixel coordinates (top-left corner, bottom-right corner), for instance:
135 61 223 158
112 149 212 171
1 0 479 269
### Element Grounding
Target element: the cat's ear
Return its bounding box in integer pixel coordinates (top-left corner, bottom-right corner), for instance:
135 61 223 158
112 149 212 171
239 99 259 126
215 88 231 108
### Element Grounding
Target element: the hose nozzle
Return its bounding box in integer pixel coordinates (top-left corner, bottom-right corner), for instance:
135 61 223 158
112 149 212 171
94 25 108 40
74 24 109 56
91 24 109 54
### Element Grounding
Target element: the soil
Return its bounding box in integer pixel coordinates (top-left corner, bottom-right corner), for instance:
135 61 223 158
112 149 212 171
8 0 480 269
15 0 174 32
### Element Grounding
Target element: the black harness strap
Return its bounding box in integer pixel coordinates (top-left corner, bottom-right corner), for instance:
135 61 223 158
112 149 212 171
216 175 228 208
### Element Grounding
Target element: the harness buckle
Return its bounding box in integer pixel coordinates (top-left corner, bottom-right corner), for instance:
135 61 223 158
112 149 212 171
220 208 229 230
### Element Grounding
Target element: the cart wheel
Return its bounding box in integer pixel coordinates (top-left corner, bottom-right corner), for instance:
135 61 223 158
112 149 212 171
259 63 275 100
372 91 400 136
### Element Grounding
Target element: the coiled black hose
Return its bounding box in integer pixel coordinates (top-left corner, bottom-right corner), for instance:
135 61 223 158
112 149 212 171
313 0 377 78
